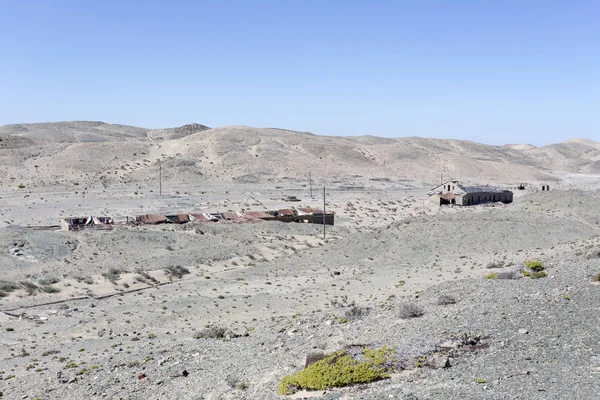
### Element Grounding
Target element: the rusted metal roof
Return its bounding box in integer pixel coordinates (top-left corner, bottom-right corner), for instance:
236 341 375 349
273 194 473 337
276 209 295 216
222 212 243 221
244 211 274 219
166 214 190 223
297 207 324 214
189 213 211 222
138 214 168 224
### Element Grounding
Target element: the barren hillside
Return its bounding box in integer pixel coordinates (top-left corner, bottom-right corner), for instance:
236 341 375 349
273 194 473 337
1 121 599 190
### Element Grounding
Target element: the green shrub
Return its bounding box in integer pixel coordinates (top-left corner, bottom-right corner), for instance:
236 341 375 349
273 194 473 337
524 260 544 272
485 272 498 280
529 271 548 279
522 260 547 279
278 346 394 395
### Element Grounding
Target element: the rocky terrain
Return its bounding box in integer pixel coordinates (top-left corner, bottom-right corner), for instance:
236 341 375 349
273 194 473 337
0 121 599 399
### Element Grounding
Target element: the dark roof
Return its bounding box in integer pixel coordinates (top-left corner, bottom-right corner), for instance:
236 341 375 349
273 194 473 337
461 186 510 194
244 211 273 219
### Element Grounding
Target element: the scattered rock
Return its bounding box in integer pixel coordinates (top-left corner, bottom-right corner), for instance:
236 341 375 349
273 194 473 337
305 351 326 368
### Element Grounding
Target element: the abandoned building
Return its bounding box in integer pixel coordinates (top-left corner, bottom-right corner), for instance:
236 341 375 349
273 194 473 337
134 208 335 226
541 184 551 191
429 181 513 206
61 216 114 231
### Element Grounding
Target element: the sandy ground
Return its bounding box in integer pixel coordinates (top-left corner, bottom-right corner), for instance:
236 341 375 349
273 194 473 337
1 177 600 399
1 123 600 399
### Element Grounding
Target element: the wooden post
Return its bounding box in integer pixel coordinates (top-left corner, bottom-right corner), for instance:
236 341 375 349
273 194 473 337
323 186 326 240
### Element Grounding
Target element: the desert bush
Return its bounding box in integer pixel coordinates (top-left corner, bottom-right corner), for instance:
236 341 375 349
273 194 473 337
278 346 394 395
398 303 424 319
135 269 159 284
75 275 94 285
331 295 353 308
164 265 190 279
496 270 520 280
226 375 249 390
103 268 123 283
522 261 547 279
529 271 548 279
194 326 226 339
344 305 370 320
485 272 498 280
20 281 39 295
40 285 60 293
0 281 19 297
437 295 456 305
38 276 60 285
486 261 505 269
524 260 545 272
591 272 600 282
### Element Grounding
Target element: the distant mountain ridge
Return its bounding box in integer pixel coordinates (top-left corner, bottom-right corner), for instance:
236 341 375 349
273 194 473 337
0 121 599 187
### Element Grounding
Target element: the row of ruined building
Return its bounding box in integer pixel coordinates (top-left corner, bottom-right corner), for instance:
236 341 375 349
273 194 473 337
61 207 335 231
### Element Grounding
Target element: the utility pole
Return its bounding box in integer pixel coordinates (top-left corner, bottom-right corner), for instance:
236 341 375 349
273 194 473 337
159 159 162 197
323 186 326 240
309 172 313 198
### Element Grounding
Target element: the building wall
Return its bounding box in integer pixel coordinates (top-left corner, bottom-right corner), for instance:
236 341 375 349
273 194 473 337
461 191 513 206
431 181 459 193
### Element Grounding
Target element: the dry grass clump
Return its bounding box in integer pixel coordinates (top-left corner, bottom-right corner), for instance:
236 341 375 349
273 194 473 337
398 303 424 319
38 275 60 285
344 304 370 320
134 269 159 284
496 270 520 280
103 268 124 283
0 281 20 297
20 281 39 295
194 326 227 339
437 295 457 305
75 275 94 285
40 285 60 293
590 272 600 282
486 261 505 269
164 265 190 279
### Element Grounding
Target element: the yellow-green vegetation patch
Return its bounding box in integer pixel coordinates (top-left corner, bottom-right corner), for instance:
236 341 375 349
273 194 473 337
522 260 547 279
484 272 498 280
278 346 395 395
524 260 544 272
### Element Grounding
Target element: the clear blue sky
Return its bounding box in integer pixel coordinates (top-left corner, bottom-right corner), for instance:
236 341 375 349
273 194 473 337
0 1 598 145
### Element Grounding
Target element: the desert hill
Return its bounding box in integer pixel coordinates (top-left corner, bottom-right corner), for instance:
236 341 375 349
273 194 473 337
0 121 599 189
